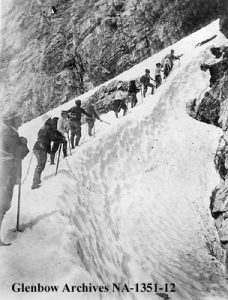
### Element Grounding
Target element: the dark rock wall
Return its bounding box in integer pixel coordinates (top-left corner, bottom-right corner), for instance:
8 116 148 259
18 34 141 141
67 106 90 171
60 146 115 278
0 0 227 122
188 46 228 250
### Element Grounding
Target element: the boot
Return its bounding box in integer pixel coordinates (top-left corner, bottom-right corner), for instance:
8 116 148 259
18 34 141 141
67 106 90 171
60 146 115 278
0 239 11 247
50 153 55 165
31 183 40 190
71 136 75 149
75 136 80 146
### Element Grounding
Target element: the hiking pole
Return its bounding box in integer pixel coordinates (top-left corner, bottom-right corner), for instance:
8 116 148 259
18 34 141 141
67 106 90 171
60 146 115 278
16 174 22 232
67 132 72 155
55 144 62 176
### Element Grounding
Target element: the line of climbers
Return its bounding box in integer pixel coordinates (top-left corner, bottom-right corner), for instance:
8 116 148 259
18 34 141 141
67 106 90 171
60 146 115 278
0 49 183 245
0 100 102 245
113 49 183 118
31 100 102 189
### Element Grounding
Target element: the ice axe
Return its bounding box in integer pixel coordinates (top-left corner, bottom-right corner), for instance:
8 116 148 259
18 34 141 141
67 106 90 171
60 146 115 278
55 143 62 175
16 175 22 232
67 132 72 155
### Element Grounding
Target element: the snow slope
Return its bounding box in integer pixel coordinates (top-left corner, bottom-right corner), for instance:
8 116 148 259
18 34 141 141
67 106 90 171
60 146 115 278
1 20 228 300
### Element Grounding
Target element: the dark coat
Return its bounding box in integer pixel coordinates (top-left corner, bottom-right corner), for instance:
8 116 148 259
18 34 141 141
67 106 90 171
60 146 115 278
33 123 64 153
68 106 91 122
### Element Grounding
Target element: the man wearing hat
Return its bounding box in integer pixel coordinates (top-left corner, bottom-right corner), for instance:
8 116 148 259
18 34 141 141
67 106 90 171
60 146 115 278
67 100 91 148
140 69 155 97
32 117 65 189
86 103 101 136
49 110 69 163
0 110 29 246
113 82 128 118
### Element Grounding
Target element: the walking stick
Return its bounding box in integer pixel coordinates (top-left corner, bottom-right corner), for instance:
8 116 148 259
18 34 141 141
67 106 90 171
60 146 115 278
67 132 72 155
55 143 62 176
16 177 22 232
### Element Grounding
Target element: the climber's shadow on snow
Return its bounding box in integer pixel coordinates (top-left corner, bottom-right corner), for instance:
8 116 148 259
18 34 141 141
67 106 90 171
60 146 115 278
10 211 57 233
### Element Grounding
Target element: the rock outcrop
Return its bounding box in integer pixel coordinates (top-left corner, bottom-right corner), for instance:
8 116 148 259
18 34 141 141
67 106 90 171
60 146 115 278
188 46 228 251
1 0 227 122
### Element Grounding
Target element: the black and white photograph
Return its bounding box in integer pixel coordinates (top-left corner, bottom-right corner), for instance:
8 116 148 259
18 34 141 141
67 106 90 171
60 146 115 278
1 0 228 299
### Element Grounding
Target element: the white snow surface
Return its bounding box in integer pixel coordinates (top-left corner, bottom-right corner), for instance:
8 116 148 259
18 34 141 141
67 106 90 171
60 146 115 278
1 20 228 300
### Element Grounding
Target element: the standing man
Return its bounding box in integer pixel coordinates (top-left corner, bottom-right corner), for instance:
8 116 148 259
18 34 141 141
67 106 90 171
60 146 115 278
68 100 91 149
32 118 65 189
166 49 183 70
57 110 69 156
128 80 140 108
0 111 29 246
50 111 69 164
154 63 163 88
113 83 128 118
86 104 101 137
140 69 155 97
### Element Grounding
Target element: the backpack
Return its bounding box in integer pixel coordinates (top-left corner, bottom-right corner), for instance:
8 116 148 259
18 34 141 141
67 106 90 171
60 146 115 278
50 117 59 129
140 75 146 85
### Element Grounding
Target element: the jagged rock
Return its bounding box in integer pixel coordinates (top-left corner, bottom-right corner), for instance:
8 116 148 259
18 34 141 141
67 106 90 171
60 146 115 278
195 90 220 127
0 0 227 122
188 45 228 250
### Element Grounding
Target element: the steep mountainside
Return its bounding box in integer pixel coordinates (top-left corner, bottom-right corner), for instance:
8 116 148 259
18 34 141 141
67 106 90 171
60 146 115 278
0 0 227 122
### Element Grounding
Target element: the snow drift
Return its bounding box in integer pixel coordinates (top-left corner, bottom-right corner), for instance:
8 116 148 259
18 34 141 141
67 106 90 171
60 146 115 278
0 20 228 300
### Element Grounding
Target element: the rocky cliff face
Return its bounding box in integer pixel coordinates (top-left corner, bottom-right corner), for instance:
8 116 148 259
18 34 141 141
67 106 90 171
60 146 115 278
188 45 228 251
0 0 227 122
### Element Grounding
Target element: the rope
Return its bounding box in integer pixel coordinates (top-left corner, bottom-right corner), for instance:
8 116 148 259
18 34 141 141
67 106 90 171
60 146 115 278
64 156 113 202
64 156 93 193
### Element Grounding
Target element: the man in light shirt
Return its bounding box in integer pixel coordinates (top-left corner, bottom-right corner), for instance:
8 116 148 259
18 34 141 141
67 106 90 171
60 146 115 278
113 83 128 118
50 111 69 164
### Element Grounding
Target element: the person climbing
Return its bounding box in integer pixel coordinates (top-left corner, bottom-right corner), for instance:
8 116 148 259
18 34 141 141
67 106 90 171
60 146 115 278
128 80 140 108
31 118 65 189
166 49 183 69
154 63 163 88
68 100 92 148
50 111 69 165
163 56 172 79
113 83 128 118
0 111 29 246
140 69 155 97
86 103 101 137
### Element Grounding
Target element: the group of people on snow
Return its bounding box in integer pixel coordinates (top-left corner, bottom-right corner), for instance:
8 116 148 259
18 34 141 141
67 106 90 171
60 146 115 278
140 49 182 97
31 100 101 189
115 49 183 117
0 49 183 245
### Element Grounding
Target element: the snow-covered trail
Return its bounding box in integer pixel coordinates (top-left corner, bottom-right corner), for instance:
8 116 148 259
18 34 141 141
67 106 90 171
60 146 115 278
1 20 228 300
